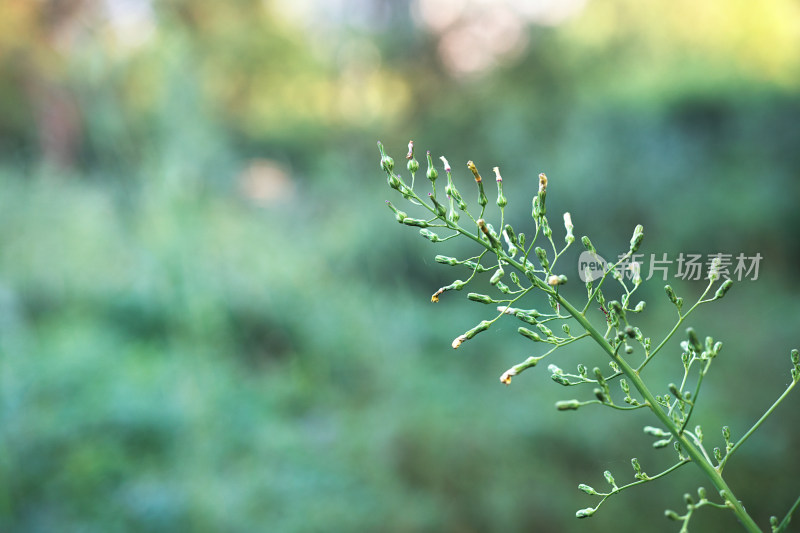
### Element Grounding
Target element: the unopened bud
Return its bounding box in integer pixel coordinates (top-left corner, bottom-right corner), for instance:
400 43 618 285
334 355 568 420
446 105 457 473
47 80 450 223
385 200 407 222
714 279 734 300
792 349 799 365
575 507 595 519
402 217 429 228
377 141 394 172
426 151 437 182
664 510 680 521
629 224 644 253
428 193 447 217
435 255 458 266
547 274 567 286
665 285 678 304
518 327 542 342
581 236 596 253
603 470 616 487
686 328 703 353
490 267 504 285
653 439 671 449
577 484 597 495
419 228 440 242
468 293 495 304
535 247 549 270
556 399 581 411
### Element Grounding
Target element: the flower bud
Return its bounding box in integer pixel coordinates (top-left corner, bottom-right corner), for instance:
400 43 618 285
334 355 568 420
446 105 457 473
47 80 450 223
535 247 549 270
490 267 504 285
468 293 494 304
518 327 542 342
493 167 508 208
664 285 678 304
644 426 670 437
594 388 607 402
406 141 419 173
431 279 467 302
714 279 734 300
653 439 671 449
575 508 595 519
791 349 799 365
419 229 440 242
385 200 407 222
402 217 429 228
477 219 501 249
556 399 581 411
377 141 394 172
578 484 597 495
698 487 707 500
686 327 703 353
603 470 616 487
581 236 596 254
426 151 438 182
428 193 447 217
664 510 680 521
629 224 644 253
668 383 681 398
435 255 458 265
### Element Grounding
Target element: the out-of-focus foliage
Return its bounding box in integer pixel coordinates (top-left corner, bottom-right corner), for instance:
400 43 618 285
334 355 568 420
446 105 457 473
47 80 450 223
0 1 799 532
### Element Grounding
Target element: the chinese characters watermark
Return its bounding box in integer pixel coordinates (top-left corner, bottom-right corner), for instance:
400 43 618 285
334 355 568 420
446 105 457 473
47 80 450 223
577 252 762 283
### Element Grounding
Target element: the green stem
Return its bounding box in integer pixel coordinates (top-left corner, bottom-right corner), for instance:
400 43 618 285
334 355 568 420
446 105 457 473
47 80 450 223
774 492 800 533
719 378 798 471
552 293 763 533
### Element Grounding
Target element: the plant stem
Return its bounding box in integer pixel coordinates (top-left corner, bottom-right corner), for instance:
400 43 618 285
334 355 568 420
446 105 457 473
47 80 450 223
553 293 763 533
719 379 798 471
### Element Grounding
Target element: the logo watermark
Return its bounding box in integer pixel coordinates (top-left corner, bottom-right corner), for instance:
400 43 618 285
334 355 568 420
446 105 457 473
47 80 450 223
577 252 762 282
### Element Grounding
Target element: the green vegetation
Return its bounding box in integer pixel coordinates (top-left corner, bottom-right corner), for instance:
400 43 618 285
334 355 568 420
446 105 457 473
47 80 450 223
378 141 798 531
0 1 798 531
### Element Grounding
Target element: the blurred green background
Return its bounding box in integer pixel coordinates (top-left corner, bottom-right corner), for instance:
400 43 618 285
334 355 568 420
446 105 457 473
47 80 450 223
1 1 799 531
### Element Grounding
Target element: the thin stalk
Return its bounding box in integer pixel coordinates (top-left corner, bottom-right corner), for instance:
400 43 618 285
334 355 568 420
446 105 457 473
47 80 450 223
552 293 763 533
719 379 799 471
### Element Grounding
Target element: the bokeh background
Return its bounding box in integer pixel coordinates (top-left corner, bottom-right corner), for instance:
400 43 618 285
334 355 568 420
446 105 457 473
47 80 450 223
1 1 799 531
